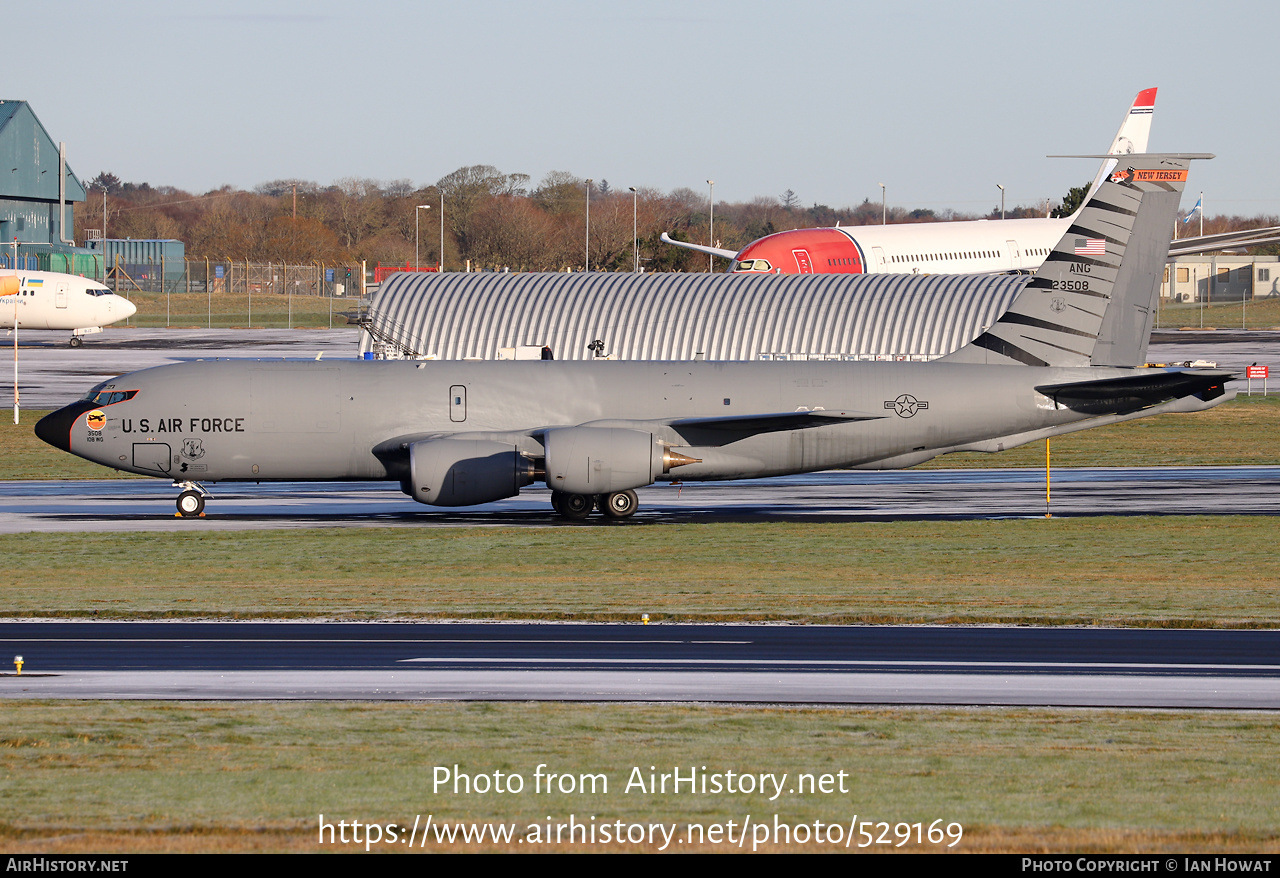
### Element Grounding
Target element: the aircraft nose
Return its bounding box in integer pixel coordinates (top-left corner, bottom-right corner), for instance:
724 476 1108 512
34 402 95 452
121 298 137 318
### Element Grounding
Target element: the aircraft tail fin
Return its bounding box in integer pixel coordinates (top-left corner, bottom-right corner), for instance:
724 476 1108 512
1082 87 1157 203
942 152 1208 369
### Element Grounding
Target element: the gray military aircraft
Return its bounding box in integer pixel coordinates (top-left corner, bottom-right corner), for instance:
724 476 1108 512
36 153 1232 520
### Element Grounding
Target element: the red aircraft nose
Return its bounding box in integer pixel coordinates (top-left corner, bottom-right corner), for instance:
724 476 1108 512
732 228 864 275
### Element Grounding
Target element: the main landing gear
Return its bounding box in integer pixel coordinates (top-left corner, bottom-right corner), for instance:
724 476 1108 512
173 481 210 517
550 489 639 520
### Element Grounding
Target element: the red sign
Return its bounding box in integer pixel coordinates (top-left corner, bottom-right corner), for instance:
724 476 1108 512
1247 365 1268 379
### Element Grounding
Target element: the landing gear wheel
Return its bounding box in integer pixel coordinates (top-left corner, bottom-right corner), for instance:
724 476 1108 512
601 489 638 519
550 490 567 515
176 490 205 517
557 492 594 520
69 336 83 348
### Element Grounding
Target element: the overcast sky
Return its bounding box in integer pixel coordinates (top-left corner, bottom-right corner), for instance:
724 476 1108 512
12 0 1277 217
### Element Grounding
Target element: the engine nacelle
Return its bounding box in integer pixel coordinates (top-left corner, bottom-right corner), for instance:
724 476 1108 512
542 427 663 495
406 438 534 506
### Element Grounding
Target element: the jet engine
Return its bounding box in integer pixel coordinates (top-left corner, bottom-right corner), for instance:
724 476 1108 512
405 438 536 506
542 427 697 495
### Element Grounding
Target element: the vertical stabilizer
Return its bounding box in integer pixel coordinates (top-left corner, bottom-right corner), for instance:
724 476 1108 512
943 153 1203 368
1083 87 1158 202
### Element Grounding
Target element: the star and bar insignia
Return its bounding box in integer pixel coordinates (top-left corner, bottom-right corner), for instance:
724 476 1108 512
884 394 928 418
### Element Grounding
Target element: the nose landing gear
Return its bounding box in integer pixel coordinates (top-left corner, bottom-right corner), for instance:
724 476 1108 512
173 481 210 517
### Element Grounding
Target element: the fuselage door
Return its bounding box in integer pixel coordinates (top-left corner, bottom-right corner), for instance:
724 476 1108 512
871 246 886 271
1006 240 1021 271
449 385 467 422
792 249 813 273
132 442 172 474
55 282 68 309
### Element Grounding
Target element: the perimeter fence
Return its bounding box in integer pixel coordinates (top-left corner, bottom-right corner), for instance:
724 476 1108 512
90 258 368 329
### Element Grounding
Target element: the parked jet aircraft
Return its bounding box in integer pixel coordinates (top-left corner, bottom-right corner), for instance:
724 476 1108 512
36 153 1231 520
0 270 135 346
663 88 1160 276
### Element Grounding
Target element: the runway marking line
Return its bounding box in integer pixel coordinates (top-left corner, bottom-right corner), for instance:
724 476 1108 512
396 657 1280 671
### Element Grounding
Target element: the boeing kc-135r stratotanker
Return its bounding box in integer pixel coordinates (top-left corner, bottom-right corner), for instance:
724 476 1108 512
36 152 1232 519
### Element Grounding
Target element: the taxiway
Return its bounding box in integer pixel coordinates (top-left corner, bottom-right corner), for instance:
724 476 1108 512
0 466 1277 532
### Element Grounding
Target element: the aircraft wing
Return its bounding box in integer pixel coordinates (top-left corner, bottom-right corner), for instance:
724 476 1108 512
1167 225 1280 257
660 232 739 260
669 408 884 433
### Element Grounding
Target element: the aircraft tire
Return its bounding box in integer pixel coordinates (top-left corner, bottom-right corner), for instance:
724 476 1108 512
557 492 594 520
69 336 83 348
176 490 205 517
601 489 638 519
550 490 567 515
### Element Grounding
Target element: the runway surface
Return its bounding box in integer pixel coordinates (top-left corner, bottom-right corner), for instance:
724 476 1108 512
3 621 1277 708
1 466 1277 532
7 327 1279 409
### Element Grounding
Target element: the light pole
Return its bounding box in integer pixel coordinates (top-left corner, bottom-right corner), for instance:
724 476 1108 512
628 187 638 273
414 204 430 270
584 179 593 272
997 184 1005 220
9 240 16 427
707 180 715 272
439 196 446 272
878 183 885 225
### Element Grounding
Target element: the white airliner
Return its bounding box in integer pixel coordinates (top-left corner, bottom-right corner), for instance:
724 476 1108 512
664 88 1160 275
0 271 135 346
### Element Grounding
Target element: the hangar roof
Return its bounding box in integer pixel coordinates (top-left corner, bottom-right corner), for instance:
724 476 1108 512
0 100 86 203
359 271 1029 361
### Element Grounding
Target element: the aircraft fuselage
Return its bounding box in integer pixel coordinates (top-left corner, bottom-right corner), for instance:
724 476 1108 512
37 358 1220 487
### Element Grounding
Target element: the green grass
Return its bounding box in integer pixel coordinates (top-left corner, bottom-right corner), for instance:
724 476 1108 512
120 289 347 329
920 393 1279 469
1154 295 1280 330
2 517 1277 625
1 702 1276 853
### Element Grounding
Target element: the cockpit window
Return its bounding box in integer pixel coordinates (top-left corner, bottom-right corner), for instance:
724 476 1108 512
85 288 115 297
733 259 773 272
86 389 138 405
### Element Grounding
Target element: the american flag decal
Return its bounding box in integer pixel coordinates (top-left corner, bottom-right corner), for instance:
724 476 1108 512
1074 238 1105 256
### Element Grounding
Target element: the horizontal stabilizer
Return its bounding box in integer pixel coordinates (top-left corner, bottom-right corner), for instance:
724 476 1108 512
670 408 883 434
1035 369 1232 415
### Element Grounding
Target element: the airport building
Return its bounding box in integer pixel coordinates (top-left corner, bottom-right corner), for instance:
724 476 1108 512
357 271 1028 361
1161 255 1279 303
0 100 91 271
83 237 187 291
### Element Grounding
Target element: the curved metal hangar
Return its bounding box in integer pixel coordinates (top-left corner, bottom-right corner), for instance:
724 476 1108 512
357 271 1028 363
